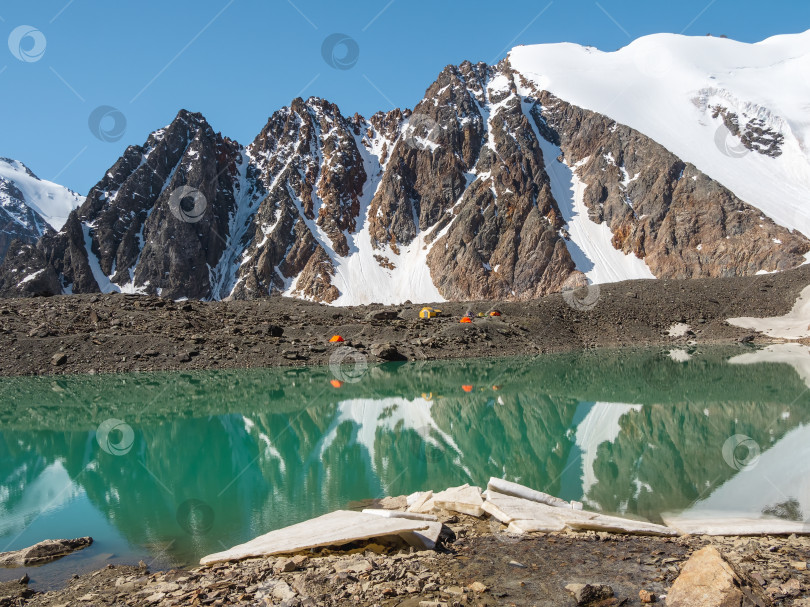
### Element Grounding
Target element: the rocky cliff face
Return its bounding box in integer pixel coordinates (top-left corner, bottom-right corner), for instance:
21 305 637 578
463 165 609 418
2 59 807 303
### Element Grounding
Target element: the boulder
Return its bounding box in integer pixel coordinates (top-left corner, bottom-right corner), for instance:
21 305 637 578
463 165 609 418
370 342 406 361
666 546 772 607
366 310 400 321
565 583 614 605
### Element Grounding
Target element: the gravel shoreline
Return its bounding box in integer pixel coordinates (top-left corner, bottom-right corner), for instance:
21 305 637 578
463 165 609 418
2 265 810 377
2 509 809 606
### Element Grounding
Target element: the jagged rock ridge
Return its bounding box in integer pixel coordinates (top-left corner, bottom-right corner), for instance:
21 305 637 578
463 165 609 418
2 49 808 302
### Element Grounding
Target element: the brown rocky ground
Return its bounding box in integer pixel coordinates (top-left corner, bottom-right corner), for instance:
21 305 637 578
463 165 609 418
2 508 809 606
1 264 809 377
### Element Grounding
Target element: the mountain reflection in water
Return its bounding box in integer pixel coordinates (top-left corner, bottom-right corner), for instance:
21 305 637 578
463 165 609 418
1 345 809 587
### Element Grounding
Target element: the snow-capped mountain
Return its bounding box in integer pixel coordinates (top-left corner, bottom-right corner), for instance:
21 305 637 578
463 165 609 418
2 31 809 302
0 158 83 263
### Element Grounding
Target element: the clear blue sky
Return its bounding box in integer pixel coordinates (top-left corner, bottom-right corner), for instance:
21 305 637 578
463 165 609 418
3 0 809 194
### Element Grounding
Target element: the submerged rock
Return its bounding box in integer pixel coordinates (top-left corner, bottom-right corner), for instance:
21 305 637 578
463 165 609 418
0 537 92 567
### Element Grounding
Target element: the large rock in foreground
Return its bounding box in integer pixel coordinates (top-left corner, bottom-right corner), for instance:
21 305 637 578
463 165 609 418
666 546 771 607
0 537 92 567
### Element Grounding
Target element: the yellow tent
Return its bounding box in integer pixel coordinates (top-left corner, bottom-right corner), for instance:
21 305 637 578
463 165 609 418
419 307 437 319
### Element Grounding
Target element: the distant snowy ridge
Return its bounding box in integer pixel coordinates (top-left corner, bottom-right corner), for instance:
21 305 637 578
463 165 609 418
510 31 810 239
0 158 83 231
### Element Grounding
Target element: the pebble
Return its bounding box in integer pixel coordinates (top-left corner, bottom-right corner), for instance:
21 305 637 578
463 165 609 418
639 588 657 603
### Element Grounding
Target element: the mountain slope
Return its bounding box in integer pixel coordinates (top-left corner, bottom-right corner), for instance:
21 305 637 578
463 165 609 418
2 32 809 303
510 31 810 238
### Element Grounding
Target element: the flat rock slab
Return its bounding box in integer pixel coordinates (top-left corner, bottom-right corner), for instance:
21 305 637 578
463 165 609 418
201 511 429 565
0 537 92 567
432 484 485 517
362 509 438 522
666 546 772 607
507 519 567 533
663 515 810 536
486 491 677 536
402 522 444 551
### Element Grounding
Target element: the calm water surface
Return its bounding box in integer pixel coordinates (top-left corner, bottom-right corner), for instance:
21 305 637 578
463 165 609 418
2 345 809 587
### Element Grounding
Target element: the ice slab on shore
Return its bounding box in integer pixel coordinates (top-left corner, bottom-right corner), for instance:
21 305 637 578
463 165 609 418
662 514 810 536
485 490 677 536
200 510 430 565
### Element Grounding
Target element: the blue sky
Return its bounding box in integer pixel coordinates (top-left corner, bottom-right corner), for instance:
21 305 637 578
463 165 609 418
2 0 809 194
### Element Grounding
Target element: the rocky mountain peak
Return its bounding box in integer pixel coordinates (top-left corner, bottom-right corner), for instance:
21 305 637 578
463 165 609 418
2 35 809 303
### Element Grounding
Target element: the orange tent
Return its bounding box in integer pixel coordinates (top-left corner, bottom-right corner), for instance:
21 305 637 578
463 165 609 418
462 385 473 392
489 310 502 317
460 317 472 323
329 335 345 342
330 379 343 388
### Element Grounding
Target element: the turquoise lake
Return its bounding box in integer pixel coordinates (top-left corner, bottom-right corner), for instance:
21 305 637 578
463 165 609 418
2 345 809 587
